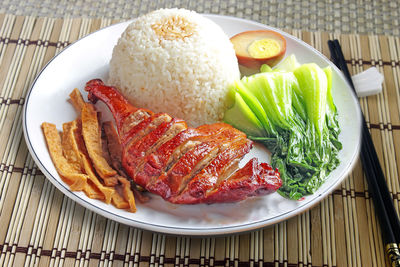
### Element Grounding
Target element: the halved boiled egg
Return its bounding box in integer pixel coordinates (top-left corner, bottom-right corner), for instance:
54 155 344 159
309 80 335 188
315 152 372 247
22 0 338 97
230 30 286 69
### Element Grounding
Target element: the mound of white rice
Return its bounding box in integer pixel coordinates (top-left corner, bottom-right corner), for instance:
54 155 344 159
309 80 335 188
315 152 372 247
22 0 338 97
109 8 240 127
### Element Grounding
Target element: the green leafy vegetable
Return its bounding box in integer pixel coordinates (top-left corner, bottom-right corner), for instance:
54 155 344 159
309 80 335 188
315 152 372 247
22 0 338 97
294 63 328 144
273 54 300 72
224 92 265 137
224 55 342 200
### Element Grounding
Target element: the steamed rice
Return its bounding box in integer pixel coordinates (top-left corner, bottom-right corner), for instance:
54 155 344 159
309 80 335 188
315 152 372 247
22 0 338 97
109 8 240 127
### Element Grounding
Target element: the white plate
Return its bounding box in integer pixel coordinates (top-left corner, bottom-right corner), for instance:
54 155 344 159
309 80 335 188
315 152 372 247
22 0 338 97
23 15 362 235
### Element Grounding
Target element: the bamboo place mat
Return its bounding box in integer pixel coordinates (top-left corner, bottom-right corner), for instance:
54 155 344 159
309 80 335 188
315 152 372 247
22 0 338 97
0 14 399 267
1 0 399 37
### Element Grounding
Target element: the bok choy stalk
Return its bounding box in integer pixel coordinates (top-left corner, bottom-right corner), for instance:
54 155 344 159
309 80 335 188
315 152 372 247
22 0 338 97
224 56 342 200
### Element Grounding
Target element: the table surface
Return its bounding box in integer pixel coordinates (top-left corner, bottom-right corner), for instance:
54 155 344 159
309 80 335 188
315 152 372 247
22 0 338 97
1 0 400 36
0 1 400 267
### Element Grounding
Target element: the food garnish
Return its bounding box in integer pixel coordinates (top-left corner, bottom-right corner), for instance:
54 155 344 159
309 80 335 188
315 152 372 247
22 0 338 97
224 55 342 200
41 122 88 191
69 88 86 113
63 120 115 203
230 30 286 69
42 90 139 212
81 103 118 185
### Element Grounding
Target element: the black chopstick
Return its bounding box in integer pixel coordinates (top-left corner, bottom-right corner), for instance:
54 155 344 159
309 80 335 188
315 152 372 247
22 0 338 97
329 39 400 242
328 39 400 264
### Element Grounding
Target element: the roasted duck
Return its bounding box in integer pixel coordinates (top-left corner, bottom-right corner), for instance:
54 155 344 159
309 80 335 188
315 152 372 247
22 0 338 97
85 79 282 204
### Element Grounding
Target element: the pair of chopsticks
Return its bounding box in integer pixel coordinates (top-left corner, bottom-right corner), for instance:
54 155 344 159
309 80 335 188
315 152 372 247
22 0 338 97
328 39 400 265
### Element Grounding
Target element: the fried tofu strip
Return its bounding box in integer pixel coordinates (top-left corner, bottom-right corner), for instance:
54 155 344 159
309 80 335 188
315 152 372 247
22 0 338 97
62 122 82 169
68 90 117 201
111 188 130 209
43 90 137 212
69 88 86 114
41 122 87 191
117 176 137 212
81 103 118 186
84 180 105 200
70 90 137 210
63 120 115 204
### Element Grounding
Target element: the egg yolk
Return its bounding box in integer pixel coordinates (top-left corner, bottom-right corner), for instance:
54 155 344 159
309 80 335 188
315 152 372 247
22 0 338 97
248 39 280 59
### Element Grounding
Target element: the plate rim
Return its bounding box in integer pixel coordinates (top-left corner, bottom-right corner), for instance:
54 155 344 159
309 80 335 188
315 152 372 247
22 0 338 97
22 14 362 236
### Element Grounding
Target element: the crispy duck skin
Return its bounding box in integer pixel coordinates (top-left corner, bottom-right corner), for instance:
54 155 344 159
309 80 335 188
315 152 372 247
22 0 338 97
172 137 253 204
124 118 187 180
201 158 281 203
86 79 154 139
147 125 247 199
85 79 282 204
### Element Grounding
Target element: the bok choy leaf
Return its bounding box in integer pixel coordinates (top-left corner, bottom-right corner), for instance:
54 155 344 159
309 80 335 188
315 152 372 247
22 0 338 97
224 55 342 200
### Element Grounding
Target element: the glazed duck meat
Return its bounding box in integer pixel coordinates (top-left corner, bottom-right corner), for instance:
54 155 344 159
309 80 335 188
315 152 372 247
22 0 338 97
85 79 282 204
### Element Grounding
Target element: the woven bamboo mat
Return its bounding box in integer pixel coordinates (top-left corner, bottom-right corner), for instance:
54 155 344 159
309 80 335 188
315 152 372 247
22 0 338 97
1 0 399 37
0 13 399 267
